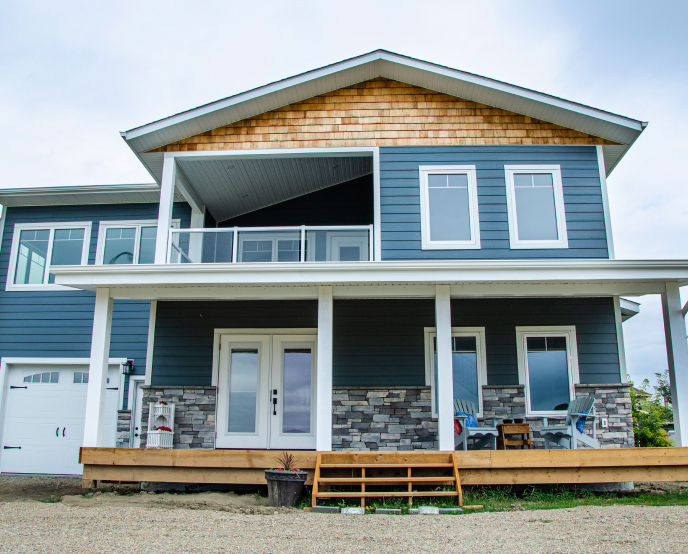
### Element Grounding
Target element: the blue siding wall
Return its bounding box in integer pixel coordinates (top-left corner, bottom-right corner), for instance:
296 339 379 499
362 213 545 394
379 145 608 260
0 203 191 399
151 297 621 388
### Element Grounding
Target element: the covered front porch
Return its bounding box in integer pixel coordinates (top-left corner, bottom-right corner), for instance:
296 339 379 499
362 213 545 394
51 258 688 458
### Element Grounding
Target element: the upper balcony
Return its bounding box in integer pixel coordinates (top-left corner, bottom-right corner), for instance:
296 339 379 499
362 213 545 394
152 149 378 265
169 225 373 264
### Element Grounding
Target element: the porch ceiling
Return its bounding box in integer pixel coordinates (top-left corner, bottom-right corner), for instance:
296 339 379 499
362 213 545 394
52 259 688 300
176 154 373 222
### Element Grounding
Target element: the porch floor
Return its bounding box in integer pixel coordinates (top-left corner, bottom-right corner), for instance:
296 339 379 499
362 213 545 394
79 447 688 488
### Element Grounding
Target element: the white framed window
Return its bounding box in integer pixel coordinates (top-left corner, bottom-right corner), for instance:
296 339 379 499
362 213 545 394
504 165 568 249
6 222 92 291
424 327 488 418
516 326 579 417
419 166 480 250
96 220 179 265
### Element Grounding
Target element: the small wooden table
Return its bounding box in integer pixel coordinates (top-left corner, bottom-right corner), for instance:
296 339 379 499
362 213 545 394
497 423 532 449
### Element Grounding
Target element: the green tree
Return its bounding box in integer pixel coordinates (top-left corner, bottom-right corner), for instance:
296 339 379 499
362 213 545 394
630 372 674 448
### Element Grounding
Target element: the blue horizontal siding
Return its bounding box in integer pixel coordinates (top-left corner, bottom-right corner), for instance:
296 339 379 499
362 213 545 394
0 203 191 396
151 297 620 388
379 145 609 260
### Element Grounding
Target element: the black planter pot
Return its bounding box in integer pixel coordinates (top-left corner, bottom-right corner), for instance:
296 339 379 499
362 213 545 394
264 470 308 507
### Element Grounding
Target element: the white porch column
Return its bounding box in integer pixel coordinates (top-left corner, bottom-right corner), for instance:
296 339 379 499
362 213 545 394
154 156 177 264
316 285 333 451
435 284 454 451
83 288 113 447
188 207 206 262
661 281 688 447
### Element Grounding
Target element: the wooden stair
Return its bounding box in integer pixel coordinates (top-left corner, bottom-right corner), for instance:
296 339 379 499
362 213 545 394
312 451 462 509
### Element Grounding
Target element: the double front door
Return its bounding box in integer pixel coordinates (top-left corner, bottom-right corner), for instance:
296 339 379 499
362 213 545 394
216 334 317 449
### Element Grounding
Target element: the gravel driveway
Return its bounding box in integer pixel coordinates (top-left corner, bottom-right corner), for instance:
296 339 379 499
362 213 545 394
0 502 686 554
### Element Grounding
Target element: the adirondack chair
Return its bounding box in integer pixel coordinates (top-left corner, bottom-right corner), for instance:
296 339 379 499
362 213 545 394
454 399 499 450
539 396 600 449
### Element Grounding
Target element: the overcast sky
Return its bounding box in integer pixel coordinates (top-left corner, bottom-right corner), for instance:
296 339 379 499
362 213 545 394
1 1 686 389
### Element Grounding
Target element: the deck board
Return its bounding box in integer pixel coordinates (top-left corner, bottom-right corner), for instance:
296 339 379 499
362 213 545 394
79 447 688 487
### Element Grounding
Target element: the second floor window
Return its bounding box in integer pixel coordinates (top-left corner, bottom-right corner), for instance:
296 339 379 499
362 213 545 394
96 220 179 265
419 166 480 250
505 165 568 249
6 222 92 291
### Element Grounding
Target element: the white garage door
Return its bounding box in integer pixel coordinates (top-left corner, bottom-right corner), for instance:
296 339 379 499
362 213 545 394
1 363 119 475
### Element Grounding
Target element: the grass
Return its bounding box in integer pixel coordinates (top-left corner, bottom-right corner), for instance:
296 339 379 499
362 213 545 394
301 485 688 514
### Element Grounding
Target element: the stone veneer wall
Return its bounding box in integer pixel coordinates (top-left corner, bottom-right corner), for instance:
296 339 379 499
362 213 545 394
482 384 634 449
140 386 216 449
116 410 131 448
332 386 437 451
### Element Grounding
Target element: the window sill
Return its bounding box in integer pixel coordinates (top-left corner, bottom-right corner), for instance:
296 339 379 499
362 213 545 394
421 242 481 250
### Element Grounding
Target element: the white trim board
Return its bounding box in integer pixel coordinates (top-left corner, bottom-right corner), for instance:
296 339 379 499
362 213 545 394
597 145 616 259
144 301 157 385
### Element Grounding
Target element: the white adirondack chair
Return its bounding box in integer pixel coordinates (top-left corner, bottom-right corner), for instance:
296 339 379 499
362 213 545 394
539 396 601 449
454 399 499 451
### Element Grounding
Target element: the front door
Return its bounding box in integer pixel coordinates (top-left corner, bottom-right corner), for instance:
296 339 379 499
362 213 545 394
215 333 317 449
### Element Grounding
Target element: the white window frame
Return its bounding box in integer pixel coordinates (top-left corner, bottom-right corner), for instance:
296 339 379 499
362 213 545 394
504 165 568 249
5 221 92 292
516 326 579 417
419 165 481 250
96 219 179 266
424 327 488 418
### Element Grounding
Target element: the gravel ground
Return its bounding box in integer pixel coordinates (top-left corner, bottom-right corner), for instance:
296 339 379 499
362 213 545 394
0 502 687 554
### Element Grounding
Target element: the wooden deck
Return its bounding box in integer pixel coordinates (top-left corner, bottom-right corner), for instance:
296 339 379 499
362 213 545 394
79 447 688 488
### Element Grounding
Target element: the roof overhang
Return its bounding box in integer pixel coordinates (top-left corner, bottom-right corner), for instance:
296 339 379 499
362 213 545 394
122 50 646 181
52 259 688 301
619 297 641 321
0 183 185 207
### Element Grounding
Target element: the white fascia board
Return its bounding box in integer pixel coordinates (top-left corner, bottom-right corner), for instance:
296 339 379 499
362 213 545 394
123 50 644 150
51 259 688 294
0 183 159 197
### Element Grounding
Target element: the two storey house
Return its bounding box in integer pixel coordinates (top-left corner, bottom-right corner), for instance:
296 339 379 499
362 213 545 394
1 51 687 478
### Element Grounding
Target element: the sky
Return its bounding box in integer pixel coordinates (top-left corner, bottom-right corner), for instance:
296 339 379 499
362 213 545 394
1 1 687 389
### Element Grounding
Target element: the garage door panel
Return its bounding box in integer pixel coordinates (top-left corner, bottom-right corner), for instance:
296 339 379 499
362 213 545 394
1 364 120 475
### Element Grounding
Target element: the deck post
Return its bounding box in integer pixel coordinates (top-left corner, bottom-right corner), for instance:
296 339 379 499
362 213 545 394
661 281 688 447
188 206 206 262
316 285 333 451
154 156 177 264
435 285 454 451
83 287 113 447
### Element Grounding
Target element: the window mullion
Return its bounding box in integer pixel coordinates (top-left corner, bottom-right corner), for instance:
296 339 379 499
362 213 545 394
44 228 56 285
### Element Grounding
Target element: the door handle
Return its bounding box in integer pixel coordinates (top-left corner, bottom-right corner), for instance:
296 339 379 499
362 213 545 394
56 427 59 437
272 397 277 415
3 446 21 449
62 427 65 437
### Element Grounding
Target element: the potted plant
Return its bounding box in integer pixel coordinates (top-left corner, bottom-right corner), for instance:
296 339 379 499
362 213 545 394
264 452 308 507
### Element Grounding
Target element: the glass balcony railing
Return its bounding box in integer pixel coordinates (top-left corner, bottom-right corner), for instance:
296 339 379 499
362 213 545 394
168 225 372 264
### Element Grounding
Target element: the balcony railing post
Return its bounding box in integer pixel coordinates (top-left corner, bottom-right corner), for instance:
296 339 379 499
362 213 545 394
301 225 306 262
232 227 238 263
369 224 374 261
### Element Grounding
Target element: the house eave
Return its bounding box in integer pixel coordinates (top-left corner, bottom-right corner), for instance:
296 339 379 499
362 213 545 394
51 259 688 299
120 50 645 180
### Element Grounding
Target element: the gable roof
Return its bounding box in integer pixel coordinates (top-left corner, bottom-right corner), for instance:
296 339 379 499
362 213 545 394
121 50 646 180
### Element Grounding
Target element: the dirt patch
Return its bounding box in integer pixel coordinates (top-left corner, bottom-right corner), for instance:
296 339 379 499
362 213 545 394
61 490 294 514
0 475 89 502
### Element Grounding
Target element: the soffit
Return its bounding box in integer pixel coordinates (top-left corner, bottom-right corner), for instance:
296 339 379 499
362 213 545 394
177 155 373 222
